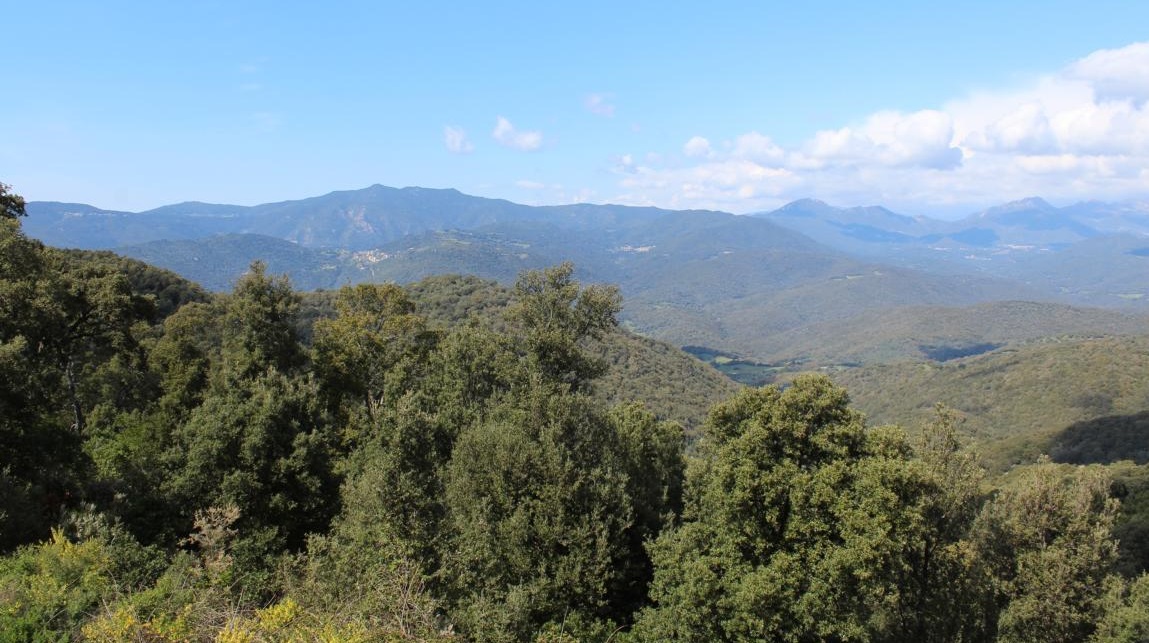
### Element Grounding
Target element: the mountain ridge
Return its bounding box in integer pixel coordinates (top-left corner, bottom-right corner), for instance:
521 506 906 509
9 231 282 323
25 185 690 251
22 184 1149 370
28 187 1149 256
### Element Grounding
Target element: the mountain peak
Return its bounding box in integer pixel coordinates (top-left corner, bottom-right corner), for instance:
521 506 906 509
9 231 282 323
400 185 462 195
142 201 248 217
980 197 1055 218
771 198 839 218
782 198 831 209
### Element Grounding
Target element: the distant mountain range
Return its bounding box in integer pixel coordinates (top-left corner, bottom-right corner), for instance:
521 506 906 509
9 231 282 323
24 185 674 250
756 197 1149 302
758 196 1149 254
23 186 1149 367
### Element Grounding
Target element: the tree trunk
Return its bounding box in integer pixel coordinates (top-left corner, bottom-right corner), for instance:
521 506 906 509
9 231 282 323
65 357 85 434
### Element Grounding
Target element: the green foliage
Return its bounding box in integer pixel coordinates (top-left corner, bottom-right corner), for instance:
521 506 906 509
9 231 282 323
0 519 160 642
637 376 896 641
422 321 522 430
162 369 339 580
592 335 741 435
312 282 435 418
326 265 683 641
149 301 221 420
0 531 112 641
635 378 996 643
336 389 456 568
59 249 209 320
610 402 686 545
283 530 449 641
0 199 159 549
219 260 305 381
403 273 737 433
30 248 151 435
971 460 1120 643
405 273 515 326
1106 464 1149 578
0 217 73 549
442 392 637 641
139 262 340 588
0 182 25 220
508 261 621 390
1092 574 1149 643
893 405 988 641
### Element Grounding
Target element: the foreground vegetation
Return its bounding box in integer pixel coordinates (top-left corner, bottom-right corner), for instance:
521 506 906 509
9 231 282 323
4 182 1149 641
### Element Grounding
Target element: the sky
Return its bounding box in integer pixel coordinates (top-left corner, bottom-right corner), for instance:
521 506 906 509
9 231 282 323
5 1 1149 217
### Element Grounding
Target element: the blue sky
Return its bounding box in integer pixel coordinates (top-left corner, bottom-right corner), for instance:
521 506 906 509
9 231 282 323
5 1 1149 216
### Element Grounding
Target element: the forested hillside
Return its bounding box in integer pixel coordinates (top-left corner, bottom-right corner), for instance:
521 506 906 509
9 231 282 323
832 336 1149 469
4 181 1149 641
37 185 1119 369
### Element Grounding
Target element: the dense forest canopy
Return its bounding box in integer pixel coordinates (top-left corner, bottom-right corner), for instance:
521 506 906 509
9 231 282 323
3 181 1149 641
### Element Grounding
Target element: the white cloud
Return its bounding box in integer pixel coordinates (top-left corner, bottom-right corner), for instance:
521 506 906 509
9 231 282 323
443 125 473 154
966 103 1057 154
957 44 1149 159
683 136 713 158
1051 100 1149 155
563 187 598 204
610 40 1149 213
492 116 543 151
732 132 785 162
585 93 615 117
803 109 962 170
516 179 545 190
1014 154 1086 175
1068 41 1149 103
618 158 800 210
615 153 638 174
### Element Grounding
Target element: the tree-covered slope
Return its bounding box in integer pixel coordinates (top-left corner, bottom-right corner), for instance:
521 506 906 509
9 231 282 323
747 300 1149 367
179 213 1039 364
32 185 1082 370
399 273 742 432
832 335 1149 469
117 234 361 291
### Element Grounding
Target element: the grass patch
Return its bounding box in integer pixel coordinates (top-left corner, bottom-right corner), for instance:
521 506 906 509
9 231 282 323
683 346 791 386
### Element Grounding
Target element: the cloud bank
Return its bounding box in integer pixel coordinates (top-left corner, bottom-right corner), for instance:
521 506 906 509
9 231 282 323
616 41 1149 213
